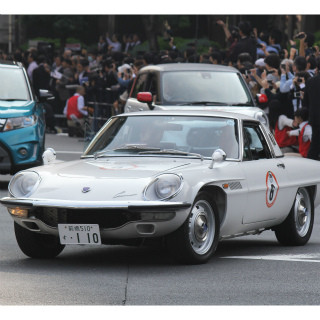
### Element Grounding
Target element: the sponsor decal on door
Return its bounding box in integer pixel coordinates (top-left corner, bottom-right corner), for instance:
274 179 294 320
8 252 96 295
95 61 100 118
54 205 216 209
266 171 279 208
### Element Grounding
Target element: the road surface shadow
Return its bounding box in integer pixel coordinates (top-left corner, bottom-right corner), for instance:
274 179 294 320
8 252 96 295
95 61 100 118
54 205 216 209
1 235 307 276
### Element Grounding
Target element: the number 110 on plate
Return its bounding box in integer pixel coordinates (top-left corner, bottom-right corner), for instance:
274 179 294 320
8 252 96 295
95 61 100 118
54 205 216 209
58 224 102 245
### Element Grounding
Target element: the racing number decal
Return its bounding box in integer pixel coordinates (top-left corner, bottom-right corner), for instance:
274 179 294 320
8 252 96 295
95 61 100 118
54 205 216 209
266 171 279 208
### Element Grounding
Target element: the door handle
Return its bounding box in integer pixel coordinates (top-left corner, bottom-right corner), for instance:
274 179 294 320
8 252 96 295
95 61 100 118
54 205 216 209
277 163 285 169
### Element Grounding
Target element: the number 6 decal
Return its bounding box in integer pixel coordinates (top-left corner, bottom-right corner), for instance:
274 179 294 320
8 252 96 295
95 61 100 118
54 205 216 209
266 171 279 208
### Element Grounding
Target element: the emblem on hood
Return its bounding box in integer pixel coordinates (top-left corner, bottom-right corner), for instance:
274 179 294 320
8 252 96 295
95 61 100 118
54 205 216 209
82 187 91 193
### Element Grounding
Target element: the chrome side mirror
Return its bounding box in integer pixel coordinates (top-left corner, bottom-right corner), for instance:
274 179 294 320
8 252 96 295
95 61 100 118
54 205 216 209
42 148 57 165
209 149 226 169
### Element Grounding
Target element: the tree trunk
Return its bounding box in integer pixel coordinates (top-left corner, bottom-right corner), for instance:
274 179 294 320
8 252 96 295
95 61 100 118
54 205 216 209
142 15 159 52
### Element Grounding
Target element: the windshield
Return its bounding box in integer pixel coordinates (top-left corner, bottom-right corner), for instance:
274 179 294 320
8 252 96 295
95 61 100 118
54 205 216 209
0 67 31 101
84 115 239 159
161 71 251 105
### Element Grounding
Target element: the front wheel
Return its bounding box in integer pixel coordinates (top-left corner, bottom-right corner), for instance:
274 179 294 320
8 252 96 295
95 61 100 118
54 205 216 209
167 192 220 264
274 187 314 246
14 222 65 258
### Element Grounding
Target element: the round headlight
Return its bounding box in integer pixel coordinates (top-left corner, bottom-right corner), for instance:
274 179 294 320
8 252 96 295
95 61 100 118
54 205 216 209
9 171 41 198
145 174 183 201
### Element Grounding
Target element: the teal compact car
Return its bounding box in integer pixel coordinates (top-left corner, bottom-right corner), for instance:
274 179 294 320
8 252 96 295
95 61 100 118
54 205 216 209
0 61 51 174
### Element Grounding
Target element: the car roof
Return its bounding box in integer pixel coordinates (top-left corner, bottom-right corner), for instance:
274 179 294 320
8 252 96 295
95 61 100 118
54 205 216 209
0 60 23 68
139 63 239 73
117 110 259 123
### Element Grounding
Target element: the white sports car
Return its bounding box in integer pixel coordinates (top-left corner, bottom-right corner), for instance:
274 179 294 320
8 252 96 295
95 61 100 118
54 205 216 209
1 111 320 264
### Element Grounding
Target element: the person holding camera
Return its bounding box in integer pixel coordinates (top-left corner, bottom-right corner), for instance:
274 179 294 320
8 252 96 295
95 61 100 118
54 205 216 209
294 32 316 58
280 55 307 93
289 71 310 113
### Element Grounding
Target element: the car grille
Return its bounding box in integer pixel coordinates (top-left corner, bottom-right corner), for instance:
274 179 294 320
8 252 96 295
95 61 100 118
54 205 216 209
34 207 141 229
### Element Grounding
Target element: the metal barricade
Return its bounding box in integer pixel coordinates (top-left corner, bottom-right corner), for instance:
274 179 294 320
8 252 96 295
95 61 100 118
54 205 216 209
84 101 114 143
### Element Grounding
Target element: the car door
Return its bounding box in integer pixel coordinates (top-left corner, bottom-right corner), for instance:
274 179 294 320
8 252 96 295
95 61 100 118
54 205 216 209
241 121 293 224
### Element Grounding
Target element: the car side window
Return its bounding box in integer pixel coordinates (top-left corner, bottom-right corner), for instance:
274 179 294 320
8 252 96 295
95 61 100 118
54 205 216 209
243 122 271 161
131 73 148 98
145 73 159 103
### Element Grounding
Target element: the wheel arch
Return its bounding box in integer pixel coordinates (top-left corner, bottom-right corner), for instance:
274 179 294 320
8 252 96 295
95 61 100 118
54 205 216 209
198 184 227 226
306 185 316 204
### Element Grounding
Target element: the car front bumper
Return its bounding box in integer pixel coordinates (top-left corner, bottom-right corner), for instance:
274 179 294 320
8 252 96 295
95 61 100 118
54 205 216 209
1 197 192 240
0 125 44 174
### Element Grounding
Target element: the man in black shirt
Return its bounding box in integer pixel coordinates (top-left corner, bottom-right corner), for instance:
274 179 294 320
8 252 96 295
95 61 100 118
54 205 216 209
230 21 257 64
303 57 320 160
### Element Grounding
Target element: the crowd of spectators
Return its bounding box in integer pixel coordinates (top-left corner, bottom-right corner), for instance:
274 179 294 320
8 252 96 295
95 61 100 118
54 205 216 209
0 20 319 159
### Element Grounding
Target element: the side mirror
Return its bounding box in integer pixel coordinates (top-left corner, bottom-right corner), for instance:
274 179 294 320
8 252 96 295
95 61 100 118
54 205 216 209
39 89 55 102
137 92 154 110
42 148 57 165
256 93 268 105
209 149 226 169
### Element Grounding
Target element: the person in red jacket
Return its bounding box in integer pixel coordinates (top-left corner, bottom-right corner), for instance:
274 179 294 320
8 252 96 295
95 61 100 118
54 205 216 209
287 108 312 157
63 86 93 137
274 114 298 153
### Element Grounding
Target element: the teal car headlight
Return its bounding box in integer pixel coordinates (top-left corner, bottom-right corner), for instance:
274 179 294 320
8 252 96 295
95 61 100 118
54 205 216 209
2 115 37 131
144 174 183 201
9 171 41 198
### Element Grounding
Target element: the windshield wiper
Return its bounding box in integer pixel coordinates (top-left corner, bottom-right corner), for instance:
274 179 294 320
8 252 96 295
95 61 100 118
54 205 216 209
0 99 27 101
177 101 229 106
230 102 252 106
93 144 161 159
139 149 204 161
113 144 161 152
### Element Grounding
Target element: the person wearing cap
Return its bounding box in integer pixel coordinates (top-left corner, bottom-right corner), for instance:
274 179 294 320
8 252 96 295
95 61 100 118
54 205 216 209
255 58 266 77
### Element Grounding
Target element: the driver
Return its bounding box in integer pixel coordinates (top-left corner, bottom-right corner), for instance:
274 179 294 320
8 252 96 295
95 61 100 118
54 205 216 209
139 122 164 147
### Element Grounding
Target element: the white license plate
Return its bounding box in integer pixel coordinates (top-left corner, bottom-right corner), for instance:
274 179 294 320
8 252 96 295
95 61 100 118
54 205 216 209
58 224 101 245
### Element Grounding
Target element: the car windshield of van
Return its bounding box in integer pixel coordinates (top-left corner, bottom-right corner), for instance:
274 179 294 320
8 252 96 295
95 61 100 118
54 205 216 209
161 71 252 106
0 67 30 101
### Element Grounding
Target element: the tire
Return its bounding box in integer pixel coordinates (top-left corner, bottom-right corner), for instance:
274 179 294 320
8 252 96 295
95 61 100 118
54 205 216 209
274 187 314 246
14 222 65 259
167 191 220 264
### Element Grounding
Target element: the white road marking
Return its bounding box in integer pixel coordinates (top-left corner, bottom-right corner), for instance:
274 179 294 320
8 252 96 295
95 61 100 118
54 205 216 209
55 151 83 154
221 253 320 263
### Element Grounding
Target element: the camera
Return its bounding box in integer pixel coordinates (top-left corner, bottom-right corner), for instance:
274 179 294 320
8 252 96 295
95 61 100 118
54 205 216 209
281 64 286 70
294 33 306 40
245 70 251 76
294 91 301 98
266 70 276 75
256 43 263 49
297 78 303 83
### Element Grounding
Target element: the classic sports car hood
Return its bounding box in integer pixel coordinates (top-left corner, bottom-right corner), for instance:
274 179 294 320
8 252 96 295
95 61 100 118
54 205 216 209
24 157 196 202
0 101 35 118
57 157 191 178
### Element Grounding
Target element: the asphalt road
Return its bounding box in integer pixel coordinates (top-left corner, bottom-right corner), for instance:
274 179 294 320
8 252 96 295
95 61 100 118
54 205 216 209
1 133 320 309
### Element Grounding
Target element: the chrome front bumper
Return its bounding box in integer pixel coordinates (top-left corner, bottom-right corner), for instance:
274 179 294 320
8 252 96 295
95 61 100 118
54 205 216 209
1 197 191 239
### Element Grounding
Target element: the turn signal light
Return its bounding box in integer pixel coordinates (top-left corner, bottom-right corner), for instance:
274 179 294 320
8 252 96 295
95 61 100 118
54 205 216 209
8 208 28 218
